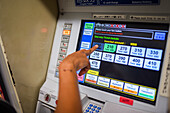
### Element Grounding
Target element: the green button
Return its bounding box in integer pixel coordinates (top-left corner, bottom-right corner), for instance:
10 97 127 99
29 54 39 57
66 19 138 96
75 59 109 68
139 93 154 100
104 43 117 53
85 23 94 29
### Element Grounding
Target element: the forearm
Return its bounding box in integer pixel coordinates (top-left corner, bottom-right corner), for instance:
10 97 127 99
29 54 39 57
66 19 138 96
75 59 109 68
54 45 98 113
55 63 82 113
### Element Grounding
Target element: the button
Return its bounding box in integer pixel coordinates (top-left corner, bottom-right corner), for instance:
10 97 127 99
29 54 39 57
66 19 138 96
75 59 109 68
89 104 93 107
91 108 95 111
89 111 93 113
63 30 71 36
56 65 59 72
57 60 63 65
96 110 99 112
55 72 59 77
56 68 59 72
60 42 68 48
97 107 101 110
64 24 72 29
44 94 51 102
55 100 58 105
59 48 67 54
87 106 91 109
61 36 70 43
93 105 97 108
86 109 89 112
58 54 66 60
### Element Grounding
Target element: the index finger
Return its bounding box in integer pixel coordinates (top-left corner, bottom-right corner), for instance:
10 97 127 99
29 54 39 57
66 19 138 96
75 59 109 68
83 45 98 56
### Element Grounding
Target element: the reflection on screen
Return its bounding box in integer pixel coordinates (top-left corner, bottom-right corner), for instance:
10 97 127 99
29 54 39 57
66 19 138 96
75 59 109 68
76 20 169 105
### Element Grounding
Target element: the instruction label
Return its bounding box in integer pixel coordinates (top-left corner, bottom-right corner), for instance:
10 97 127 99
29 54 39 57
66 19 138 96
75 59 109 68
75 0 159 6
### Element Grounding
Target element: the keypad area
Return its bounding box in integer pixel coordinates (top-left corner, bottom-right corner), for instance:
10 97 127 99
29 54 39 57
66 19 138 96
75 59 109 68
83 103 102 113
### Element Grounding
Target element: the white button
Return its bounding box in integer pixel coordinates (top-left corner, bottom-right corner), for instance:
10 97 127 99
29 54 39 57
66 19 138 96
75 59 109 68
59 48 67 54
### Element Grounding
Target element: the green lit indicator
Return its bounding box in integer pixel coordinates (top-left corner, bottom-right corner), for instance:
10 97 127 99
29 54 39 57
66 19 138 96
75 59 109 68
139 93 154 100
104 43 117 53
85 23 94 29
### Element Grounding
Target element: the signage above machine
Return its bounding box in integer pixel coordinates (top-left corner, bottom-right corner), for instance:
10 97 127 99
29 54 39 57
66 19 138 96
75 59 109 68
75 0 159 6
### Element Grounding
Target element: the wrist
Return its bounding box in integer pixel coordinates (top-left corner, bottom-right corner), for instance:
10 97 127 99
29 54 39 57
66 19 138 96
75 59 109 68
59 62 76 72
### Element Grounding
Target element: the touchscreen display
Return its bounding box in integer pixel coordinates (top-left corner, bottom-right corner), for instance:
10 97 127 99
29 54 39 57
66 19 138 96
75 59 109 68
76 20 169 105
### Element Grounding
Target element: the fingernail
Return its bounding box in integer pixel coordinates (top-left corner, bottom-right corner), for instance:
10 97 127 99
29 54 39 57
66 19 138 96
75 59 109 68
95 45 99 48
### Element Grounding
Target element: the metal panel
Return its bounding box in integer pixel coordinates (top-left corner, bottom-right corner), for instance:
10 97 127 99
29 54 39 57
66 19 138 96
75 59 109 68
58 0 170 14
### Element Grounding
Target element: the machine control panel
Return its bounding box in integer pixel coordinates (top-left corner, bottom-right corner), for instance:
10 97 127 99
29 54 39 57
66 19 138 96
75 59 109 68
55 23 72 77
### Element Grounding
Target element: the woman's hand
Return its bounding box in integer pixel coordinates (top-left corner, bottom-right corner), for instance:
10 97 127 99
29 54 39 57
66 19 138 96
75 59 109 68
56 45 98 113
59 45 98 76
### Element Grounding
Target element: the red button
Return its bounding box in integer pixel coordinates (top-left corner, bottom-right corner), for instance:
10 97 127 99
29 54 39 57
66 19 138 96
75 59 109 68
119 96 133 106
56 100 58 105
44 94 51 102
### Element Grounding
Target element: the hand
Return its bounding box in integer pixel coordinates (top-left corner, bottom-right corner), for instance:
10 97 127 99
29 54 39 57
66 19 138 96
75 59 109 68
59 45 98 75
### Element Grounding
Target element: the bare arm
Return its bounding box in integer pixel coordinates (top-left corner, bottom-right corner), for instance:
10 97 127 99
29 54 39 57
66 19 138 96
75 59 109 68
55 45 98 113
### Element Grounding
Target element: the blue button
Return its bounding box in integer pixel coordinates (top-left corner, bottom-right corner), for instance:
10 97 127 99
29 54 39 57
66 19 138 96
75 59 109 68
97 107 101 110
86 109 89 112
93 105 97 108
88 107 91 109
89 111 93 113
89 104 93 107
96 109 99 112
91 108 95 111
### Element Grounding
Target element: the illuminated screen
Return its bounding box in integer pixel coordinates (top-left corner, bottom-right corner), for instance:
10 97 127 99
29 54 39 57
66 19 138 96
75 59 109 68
76 20 169 105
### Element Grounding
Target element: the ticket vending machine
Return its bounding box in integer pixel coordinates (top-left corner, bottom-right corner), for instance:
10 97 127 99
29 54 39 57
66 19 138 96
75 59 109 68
0 36 23 113
36 0 170 113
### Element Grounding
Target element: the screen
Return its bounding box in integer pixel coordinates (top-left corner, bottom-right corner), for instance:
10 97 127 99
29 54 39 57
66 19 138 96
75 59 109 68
76 20 169 105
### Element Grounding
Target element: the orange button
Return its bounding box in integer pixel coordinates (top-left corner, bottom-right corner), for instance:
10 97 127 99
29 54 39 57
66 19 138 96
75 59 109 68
119 96 133 106
63 30 71 35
